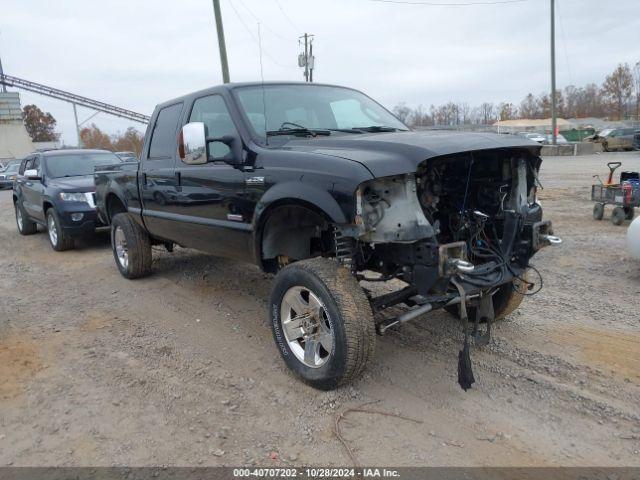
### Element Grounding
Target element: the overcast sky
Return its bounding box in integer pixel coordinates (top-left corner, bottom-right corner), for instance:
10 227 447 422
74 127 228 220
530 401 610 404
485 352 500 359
2 0 639 145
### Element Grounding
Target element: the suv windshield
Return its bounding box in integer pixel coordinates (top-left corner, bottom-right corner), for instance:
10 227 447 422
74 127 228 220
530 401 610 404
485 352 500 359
44 152 121 178
234 84 408 139
4 163 20 173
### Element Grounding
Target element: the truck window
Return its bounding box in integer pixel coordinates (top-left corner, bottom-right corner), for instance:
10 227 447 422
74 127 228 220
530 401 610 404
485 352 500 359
149 103 183 159
188 95 238 160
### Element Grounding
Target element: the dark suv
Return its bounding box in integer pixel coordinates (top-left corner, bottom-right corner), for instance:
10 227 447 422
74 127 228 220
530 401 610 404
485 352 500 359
13 149 122 250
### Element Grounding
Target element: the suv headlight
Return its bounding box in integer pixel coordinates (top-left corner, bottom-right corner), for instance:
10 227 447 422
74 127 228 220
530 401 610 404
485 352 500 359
60 192 88 202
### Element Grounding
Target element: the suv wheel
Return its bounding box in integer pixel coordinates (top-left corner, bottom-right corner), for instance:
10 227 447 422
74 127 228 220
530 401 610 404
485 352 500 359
46 209 74 251
110 213 152 279
15 201 37 235
269 257 375 390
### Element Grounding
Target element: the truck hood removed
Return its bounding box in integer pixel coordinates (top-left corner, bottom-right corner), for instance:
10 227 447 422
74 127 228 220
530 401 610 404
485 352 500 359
284 130 542 178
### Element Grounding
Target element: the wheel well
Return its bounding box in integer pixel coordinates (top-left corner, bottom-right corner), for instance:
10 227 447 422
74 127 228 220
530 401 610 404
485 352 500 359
106 194 127 222
43 201 53 213
259 202 334 273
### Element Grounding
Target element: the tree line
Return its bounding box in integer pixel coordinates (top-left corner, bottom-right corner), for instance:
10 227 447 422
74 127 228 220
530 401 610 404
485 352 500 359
22 104 144 155
393 62 640 127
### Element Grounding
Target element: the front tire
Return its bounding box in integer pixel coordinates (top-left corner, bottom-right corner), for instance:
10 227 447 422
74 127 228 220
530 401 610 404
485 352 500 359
269 257 375 390
46 209 74 251
15 201 37 235
110 213 152 279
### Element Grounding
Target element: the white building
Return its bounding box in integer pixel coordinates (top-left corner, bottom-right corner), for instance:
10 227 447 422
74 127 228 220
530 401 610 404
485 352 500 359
0 92 34 162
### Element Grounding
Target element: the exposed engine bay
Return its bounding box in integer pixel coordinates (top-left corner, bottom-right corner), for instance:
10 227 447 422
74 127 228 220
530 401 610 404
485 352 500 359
345 148 560 327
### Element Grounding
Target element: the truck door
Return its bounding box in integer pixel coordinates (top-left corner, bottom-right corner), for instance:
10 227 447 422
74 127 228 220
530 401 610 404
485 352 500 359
139 102 183 241
170 93 251 260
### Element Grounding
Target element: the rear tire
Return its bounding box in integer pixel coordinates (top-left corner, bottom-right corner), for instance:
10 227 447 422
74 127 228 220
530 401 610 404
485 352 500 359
110 213 152 279
593 203 604 220
15 201 37 235
446 275 527 322
46 209 74 251
602 141 609 152
611 206 626 226
269 257 375 390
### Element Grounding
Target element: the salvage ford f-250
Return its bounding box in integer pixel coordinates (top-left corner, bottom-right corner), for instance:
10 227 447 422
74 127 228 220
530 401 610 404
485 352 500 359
94 82 561 390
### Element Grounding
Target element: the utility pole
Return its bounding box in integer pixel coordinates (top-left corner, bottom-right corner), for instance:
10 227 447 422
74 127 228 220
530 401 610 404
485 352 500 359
298 33 315 82
72 103 82 148
212 0 230 84
309 40 314 83
550 0 557 145
0 53 6 93
303 33 309 82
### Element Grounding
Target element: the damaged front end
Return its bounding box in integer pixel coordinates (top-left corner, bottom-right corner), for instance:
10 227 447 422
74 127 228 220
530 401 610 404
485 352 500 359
337 148 561 388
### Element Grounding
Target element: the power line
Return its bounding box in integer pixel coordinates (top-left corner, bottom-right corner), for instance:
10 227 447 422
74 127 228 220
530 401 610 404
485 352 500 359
226 0 297 69
234 0 293 42
273 0 300 32
368 0 527 5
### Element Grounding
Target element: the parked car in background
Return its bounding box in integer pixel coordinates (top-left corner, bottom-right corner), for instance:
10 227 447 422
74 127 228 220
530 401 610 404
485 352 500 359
0 163 21 189
13 149 122 251
518 132 546 143
633 130 640 151
115 151 138 162
542 133 568 144
589 128 636 151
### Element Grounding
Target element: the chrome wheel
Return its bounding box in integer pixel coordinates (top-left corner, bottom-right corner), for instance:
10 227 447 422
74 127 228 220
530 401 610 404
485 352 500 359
114 225 129 270
16 206 23 231
47 214 58 246
280 286 334 368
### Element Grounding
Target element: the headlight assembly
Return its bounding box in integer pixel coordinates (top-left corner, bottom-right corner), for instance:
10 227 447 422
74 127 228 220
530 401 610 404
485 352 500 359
60 192 88 202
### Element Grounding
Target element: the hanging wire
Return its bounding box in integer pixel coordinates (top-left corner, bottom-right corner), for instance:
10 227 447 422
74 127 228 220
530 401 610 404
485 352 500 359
234 0 294 42
226 0 298 69
273 0 300 32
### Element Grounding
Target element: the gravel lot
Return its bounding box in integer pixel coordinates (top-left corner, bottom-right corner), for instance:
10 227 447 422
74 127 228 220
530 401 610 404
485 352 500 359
0 151 639 467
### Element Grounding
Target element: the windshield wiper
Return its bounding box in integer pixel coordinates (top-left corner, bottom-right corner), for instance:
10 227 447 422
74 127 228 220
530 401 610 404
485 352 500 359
352 126 402 132
266 124 331 137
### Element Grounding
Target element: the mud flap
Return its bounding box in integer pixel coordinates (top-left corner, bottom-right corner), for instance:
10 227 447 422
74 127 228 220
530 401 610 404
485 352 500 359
452 279 475 391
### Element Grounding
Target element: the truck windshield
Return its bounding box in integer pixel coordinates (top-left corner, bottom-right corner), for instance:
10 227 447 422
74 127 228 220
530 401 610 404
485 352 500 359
234 84 408 139
45 152 122 178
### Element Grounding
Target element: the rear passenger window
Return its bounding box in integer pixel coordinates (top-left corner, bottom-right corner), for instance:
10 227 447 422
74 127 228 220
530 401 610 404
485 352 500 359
149 103 183 159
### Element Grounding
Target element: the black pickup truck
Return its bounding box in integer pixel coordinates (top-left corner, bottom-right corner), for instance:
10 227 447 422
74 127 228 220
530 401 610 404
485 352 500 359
95 82 560 390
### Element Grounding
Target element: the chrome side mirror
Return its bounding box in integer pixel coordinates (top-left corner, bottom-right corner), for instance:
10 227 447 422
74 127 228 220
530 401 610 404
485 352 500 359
24 169 41 180
178 122 208 165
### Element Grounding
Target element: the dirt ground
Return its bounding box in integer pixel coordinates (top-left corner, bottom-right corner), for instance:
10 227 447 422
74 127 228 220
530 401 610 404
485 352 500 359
0 151 639 467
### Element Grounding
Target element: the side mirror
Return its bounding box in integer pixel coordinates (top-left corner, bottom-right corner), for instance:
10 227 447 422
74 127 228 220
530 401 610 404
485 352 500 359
24 169 41 180
178 122 208 165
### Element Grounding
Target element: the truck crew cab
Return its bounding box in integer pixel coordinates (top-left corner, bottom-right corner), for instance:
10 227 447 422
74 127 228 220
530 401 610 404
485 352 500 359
95 82 560 390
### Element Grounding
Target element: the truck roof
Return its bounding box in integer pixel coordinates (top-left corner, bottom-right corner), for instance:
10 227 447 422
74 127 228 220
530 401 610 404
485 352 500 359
154 81 361 111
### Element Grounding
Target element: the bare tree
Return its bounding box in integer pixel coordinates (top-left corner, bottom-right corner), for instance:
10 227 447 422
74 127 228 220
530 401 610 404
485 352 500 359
601 63 634 120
